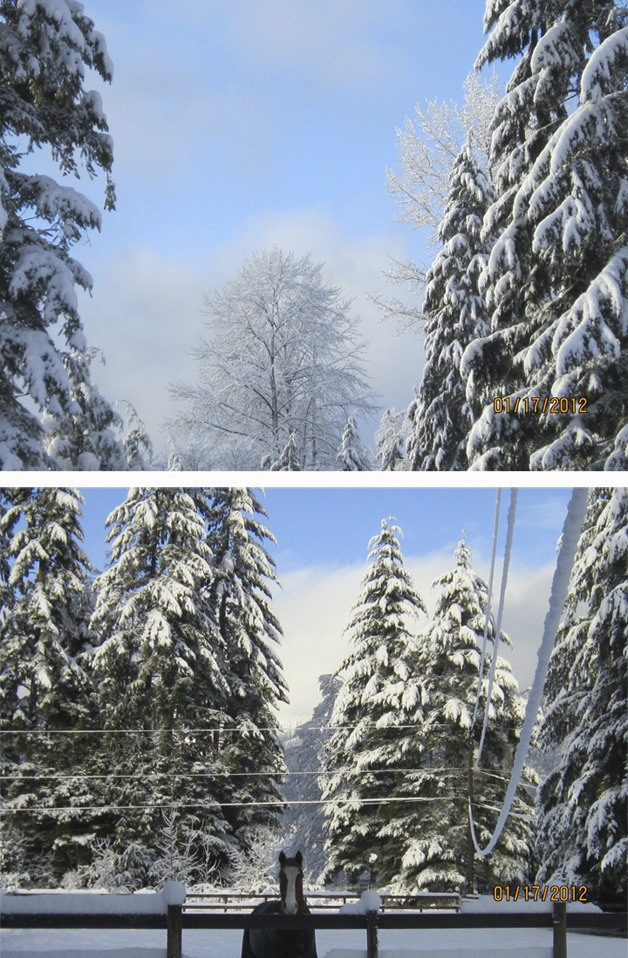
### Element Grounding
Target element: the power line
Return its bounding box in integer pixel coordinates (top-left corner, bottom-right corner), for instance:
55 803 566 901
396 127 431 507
469 487 589 858
0 794 534 816
0 720 522 737
477 488 518 763
1 766 518 784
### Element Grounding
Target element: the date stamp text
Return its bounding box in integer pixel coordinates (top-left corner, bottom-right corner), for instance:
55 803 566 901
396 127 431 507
492 397 588 415
492 884 588 902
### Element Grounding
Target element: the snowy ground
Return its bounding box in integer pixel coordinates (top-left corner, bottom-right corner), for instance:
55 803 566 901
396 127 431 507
2 890 624 958
3 923 627 958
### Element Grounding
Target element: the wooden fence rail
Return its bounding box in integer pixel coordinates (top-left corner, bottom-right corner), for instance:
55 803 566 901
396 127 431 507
2 904 626 958
183 892 462 912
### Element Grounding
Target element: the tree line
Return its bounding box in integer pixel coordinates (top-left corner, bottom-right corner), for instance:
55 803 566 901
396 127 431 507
1 487 625 903
1 1 625 470
0 487 287 887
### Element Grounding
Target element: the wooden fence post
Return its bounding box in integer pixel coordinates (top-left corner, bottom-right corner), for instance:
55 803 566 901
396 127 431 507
366 910 379 958
167 904 183 958
552 901 567 958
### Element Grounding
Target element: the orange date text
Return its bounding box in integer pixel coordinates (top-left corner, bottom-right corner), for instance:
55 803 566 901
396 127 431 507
492 397 588 415
492 884 588 903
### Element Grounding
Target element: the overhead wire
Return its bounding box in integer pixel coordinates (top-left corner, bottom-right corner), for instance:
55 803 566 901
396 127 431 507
0 794 534 817
476 488 518 763
1 720 506 737
471 488 501 730
0 765 518 784
468 487 589 858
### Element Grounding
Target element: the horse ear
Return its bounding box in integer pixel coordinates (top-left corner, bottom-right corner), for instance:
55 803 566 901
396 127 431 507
279 851 287 865
295 851 303 866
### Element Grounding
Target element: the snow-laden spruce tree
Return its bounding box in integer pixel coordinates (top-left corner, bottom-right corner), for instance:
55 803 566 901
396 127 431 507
336 415 371 471
0 488 95 885
200 488 288 847
406 142 494 471
535 488 627 903
89 489 235 885
321 519 427 886
168 248 375 470
0 1 128 469
269 432 303 471
388 541 535 893
374 407 407 471
464 0 628 470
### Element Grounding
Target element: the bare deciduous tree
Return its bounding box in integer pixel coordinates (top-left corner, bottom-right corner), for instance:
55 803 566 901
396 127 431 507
374 72 500 333
168 247 375 469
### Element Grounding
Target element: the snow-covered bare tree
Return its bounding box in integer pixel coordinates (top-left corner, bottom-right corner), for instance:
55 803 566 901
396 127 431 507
322 518 427 885
226 825 288 892
389 541 535 893
0 488 96 884
169 248 375 469
0 1 128 469
464 0 628 470
406 142 494 470
536 488 627 904
89 488 236 885
375 72 500 332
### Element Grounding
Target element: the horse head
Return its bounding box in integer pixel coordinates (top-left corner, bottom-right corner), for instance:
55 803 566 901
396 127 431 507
279 850 308 916
241 850 317 958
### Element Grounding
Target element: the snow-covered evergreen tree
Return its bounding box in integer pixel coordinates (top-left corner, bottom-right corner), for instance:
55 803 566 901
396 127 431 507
536 487 627 903
336 415 371 471
0 1 127 469
200 488 288 848
270 432 303 471
407 142 494 470
321 519 427 885
89 488 235 884
0 488 95 884
465 0 628 470
374 408 407 471
389 541 535 893
42 349 129 470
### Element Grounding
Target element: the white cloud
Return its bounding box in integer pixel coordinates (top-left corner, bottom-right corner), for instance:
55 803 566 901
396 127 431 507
79 246 207 452
274 549 556 726
82 211 424 458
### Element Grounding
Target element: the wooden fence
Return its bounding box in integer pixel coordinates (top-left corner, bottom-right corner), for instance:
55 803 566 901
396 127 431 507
2 902 626 958
183 891 462 912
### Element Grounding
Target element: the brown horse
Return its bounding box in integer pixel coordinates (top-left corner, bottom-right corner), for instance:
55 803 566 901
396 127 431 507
241 851 318 958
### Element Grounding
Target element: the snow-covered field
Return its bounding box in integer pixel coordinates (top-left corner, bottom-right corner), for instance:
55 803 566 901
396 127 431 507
1 890 625 958
3 923 626 958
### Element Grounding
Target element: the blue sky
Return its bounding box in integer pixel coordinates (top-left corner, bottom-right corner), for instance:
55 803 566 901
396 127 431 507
81 486 572 573
79 485 576 722
56 0 506 456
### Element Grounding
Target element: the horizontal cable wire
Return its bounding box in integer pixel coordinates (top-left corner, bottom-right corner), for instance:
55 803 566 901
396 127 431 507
1 766 517 785
0 795 533 815
0 720 521 736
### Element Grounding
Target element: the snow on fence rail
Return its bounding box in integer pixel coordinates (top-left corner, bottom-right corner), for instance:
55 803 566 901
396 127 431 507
1 890 625 958
182 891 462 912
